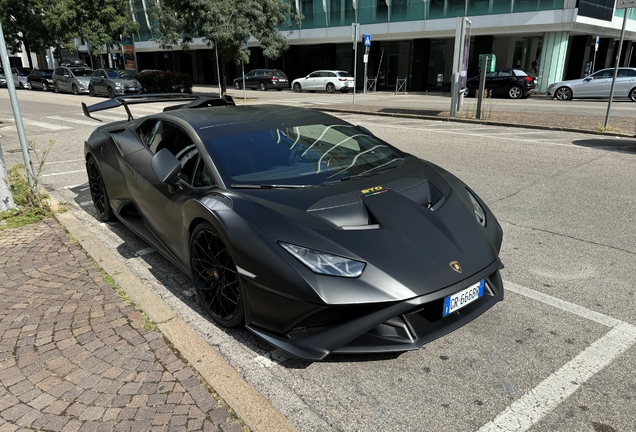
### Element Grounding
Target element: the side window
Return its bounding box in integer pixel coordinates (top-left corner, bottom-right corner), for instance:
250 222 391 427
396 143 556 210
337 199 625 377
192 160 214 188
147 122 199 184
309 71 321 78
138 120 160 148
498 70 512 77
617 69 635 78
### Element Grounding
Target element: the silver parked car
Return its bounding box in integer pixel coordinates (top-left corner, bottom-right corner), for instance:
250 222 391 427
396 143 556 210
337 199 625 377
547 67 636 101
292 70 354 94
12 67 32 89
0 67 6 87
53 67 94 94
89 69 142 98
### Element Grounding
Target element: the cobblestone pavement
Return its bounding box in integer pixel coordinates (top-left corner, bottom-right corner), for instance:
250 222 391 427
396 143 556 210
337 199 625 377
0 219 246 432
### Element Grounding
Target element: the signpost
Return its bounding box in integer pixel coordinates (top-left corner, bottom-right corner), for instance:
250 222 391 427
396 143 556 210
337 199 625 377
352 23 360 104
363 34 371 94
604 1 632 127
592 35 599 73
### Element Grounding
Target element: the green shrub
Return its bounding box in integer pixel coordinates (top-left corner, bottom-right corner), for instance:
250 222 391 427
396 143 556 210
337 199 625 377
137 71 193 94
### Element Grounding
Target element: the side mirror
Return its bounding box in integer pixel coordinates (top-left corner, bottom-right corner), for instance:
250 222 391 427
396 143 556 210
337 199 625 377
584 76 593 81
151 148 181 186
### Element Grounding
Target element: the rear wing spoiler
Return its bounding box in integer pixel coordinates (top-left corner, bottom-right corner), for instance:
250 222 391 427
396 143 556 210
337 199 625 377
81 93 236 122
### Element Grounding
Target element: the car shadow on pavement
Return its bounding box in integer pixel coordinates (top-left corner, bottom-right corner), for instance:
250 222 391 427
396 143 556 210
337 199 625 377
572 137 636 154
378 108 444 117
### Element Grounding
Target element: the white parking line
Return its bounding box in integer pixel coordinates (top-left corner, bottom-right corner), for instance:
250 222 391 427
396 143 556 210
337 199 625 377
42 169 85 177
64 182 89 190
478 281 636 432
45 159 84 165
79 201 92 207
23 119 73 131
47 116 101 126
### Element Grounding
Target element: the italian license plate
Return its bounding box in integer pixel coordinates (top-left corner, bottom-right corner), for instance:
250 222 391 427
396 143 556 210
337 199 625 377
443 279 485 317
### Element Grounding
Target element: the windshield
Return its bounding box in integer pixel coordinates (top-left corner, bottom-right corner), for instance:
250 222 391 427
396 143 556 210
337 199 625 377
204 124 404 186
72 68 93 77
15 68 31 76
106 70 134 79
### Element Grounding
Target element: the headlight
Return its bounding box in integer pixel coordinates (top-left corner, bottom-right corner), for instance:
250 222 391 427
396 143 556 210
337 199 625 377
466 189 486 227
279 242 365 277
115 82 122 87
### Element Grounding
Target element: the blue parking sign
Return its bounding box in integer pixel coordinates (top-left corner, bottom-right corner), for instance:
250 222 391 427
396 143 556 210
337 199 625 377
363 34 371 47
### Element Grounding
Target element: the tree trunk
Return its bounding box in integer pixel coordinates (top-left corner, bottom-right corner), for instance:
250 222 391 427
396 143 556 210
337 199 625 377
24 42 33 69
220 62 227 96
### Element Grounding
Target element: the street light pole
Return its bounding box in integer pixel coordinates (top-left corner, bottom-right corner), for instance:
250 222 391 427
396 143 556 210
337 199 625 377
0 22 35 193
604 8 629 128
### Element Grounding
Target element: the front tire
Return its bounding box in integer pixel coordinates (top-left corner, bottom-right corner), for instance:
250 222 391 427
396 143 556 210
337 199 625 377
86 156 115 222
326 83 336 94
234 81 241 90
42 82 49 92
507 85 522 99
259 82 267 91
72 84 79 95
293 83 302 93
18 82 24 89
107 87 115 98
629 87 636 102
190 223 245 328
54 83 60 93
555 86 573 101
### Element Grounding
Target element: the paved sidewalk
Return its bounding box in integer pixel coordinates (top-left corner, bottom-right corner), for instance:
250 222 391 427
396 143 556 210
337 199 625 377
0 219 246 432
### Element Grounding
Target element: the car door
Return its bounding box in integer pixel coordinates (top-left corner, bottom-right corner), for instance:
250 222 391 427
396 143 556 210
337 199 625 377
61 67 74 91
304 71 321 90
94 70 108 94
244 70 257 89
615 68 636 96
122 120 213 265
575 69 612 98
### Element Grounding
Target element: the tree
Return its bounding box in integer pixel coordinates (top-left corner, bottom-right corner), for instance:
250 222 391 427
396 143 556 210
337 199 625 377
148 0 300 95
0 0 50 69
43 0 138 67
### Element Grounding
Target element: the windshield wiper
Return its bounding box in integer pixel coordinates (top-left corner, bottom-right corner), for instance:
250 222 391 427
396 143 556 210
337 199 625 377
335 157 406 182
231 184 311 189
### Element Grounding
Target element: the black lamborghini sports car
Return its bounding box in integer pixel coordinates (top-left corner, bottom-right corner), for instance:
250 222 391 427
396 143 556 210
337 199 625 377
82 94 504 361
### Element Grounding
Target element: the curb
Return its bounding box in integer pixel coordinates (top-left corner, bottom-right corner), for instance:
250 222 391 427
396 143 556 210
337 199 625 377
53 203 297 432
311 106 634 138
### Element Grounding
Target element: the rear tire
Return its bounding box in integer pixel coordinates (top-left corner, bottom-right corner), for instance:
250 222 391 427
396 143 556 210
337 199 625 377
86 156 115 222
190 223 245 328
629 87 636 102
554 86 573 101
234 81 241 90
326 83 336 94
259 82 267 91
293 83 302 93
507 85 522 99
89 86 95 97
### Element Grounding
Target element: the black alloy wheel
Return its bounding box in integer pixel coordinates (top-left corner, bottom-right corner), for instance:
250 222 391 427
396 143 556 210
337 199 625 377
629 87 636 102
259 82 267 91
507 85 522 99
190 223 244 328
107 87 115 98
293 83 302 93
234 81 241 90
86 156 115 222
326 83 336 94
72 84 79 95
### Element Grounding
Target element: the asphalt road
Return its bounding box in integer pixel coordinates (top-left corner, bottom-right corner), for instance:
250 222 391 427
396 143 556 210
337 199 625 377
1 88 635 432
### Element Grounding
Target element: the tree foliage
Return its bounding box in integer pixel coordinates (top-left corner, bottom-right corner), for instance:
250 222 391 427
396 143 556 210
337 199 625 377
148 0 300 94
0 0 49 69
43 0 138 65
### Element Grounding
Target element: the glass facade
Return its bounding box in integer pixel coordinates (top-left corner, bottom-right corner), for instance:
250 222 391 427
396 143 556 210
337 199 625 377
132 0 153 41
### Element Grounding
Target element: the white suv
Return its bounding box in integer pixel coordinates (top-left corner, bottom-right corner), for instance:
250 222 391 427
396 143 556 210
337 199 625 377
292 70 354 94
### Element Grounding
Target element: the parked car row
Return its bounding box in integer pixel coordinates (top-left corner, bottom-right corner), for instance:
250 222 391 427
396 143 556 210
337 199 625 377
0 66 143 97
547 67 636 101
232 69 355 94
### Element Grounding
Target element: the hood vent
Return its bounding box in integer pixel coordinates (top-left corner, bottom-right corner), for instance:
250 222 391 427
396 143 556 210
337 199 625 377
308 178 445 229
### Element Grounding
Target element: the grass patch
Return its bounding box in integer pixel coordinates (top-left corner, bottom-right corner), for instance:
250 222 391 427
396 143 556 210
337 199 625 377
141 312 157 331
595 124 623 133
1 139 57 230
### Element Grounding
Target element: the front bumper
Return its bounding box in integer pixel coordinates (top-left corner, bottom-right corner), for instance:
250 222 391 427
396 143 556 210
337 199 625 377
246 259 504 361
